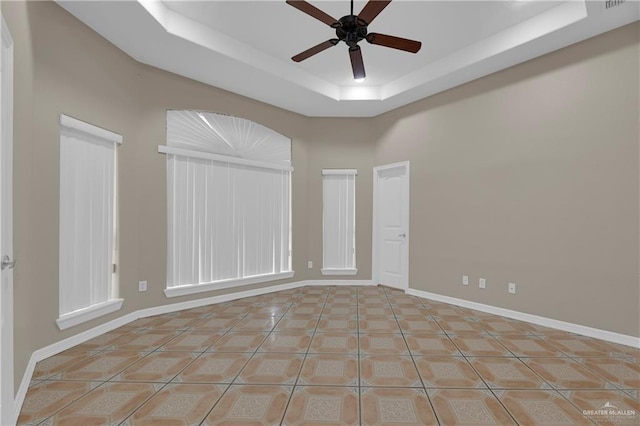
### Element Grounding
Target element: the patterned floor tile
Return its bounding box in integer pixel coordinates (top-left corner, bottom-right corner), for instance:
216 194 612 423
111 352 197 382
207 331 267 353
174 352 249 383
359 316 401 334
55 351 148 382
405 334 462 356
148 315 202 331
71 330 132 352
17 381 97 425
32 349 96 381
392 306 430 317
123 383 226 425
257 331 312 353
230 315 279 332
274 316 319 332
248 306 290 316
449 333 514 356
547 335 626 357
580 357 640 389
105 330 181 352
414 356 486 389
428 388 516 425
396 316 443 333
316 316 358 332
359 333 410 355
286 304 324 316
298 354 358 386
283 386 359 425
437 319 486 334
360 355 422 387
191 314 243 331
235 352 303 385
499 389 592 425
17 285 639 424
309 332 358 354
562 389 640 426
38 382 158 426
359 306 394 316
525 357 614 390
201 384 291 425
360 387 438 425
476 318 537 335
469 357 550 389
157 330 223 352
495 335 566 357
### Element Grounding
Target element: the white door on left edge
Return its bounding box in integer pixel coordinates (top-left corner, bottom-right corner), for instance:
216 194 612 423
0 14 15 425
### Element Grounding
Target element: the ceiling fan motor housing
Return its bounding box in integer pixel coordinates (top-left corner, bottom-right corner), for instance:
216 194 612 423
335 15 368 48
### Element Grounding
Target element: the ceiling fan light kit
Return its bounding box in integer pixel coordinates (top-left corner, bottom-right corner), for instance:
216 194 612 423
287 0 422 82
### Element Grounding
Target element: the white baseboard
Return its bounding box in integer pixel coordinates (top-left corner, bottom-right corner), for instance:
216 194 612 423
406 288 640 349
13 278 374 422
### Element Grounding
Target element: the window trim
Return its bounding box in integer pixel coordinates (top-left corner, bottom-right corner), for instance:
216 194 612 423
164 271 295 298
56 298 124 331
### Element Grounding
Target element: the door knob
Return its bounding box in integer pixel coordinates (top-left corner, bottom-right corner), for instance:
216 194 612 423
398 233 406 238
1 255 15 270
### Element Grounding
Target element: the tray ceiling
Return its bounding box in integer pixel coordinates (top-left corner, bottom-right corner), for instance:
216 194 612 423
57 1 639 117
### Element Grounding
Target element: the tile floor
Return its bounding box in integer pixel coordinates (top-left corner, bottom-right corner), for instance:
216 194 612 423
18 285 640 425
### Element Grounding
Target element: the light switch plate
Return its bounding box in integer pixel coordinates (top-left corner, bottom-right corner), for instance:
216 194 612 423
508 282 516 294
462 275 469 286
307 261 313 269
139 280 147 292
479 278 486 289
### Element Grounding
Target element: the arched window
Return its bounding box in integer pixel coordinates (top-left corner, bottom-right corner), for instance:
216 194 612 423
159 110 293 297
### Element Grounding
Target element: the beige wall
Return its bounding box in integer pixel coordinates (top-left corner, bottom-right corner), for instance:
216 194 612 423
3 0 639 397
3 1 376 390
375 22 640 337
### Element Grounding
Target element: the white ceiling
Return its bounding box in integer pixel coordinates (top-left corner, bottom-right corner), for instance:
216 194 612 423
57 1 639 117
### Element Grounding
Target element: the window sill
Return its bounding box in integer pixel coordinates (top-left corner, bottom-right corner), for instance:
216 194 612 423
164 271 295 298
56 298 124 331
321 268 358 276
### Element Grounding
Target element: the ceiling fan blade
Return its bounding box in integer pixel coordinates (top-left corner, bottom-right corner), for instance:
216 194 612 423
286 0 339 27
358 0 391 25
292 39 339 62
366 33 421 53
349 46 366 80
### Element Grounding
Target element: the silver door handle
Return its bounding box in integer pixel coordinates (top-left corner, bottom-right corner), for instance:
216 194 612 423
398 233 406 238
1 255 15 270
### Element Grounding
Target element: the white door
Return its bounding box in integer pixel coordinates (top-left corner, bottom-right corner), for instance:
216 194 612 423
0 15 15 426
372 162 409 290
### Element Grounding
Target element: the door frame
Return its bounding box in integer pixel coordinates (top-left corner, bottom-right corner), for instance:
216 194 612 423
371 161 410 290
0 13 14 425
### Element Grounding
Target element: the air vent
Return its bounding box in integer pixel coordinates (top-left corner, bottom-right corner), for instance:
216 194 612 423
604 0 626 9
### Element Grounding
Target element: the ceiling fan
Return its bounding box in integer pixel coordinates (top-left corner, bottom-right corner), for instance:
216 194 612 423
286 0 421 82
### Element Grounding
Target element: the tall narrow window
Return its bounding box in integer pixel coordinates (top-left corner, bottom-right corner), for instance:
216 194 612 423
322 169 357 275
161 110 293 297
57 115 122 330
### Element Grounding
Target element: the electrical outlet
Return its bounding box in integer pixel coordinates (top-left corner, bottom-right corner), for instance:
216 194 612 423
508 282 516 294
479 278 486 289
307 261 313 269
138 280 147 292
462 275 469 286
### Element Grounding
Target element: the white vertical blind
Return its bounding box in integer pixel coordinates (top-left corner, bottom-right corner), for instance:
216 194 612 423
322 169 357 275
59 115 121 317
166 154 291 288
163 111 293 295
